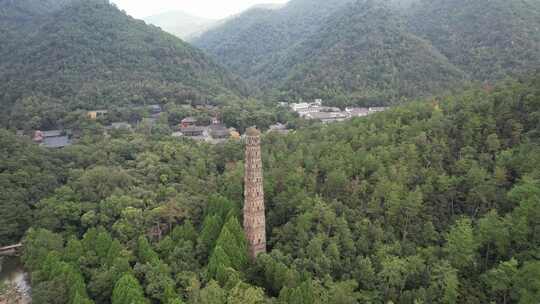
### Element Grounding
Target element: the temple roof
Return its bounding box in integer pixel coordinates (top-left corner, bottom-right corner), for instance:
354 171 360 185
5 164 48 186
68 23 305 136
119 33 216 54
42 136 71 148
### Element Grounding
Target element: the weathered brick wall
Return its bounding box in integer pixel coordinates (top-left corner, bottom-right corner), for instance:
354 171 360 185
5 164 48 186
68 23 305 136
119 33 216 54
244 128 266 259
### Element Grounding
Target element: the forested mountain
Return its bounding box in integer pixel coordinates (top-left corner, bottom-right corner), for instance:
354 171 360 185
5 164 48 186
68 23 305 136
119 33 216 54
0 0 73 17
270 1 466 104
143 11 217 40
195 0 540 104
192 0 354 79
408 0 540 80
2 73 539 303
0 0 73 52
0 0 245 130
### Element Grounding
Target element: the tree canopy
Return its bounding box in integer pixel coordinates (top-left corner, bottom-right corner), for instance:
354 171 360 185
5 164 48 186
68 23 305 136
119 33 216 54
3 73 538 303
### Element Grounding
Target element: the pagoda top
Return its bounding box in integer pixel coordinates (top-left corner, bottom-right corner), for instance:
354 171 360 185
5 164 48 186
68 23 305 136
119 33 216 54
246 127 261 137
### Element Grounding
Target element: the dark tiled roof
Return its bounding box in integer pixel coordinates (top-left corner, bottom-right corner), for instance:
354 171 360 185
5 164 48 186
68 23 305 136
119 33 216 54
211 129 230 138
269 123 287 130
149 105 162 114
209 124 227 131
41 130 63 137
181 126 206 134
42 136 71 148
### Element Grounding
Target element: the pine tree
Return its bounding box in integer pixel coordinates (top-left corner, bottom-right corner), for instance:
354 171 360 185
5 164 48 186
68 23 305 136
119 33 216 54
72 291 95 304
63 264 90 302
445 218 478 270
483 258 518 303
105 240 124 267
137 236 159 265
222 216 248 254
95 231 113 261
171 220 198 244
278 280 318 304
111 274 148 304
431 260 459 304
515 261 540 304
64 237 84 266
198 215 223 258
207 246 233 285
198 280 227 304
168 299 185 304
215 218 248 271
227 282 265 304
206 195 237 220
22 228 63 270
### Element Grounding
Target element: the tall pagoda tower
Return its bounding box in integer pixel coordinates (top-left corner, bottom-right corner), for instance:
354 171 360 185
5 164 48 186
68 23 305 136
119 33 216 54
243 127 266 259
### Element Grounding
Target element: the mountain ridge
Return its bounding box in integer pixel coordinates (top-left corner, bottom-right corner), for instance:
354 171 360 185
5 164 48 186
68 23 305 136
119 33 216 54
0 0 246 129
407 0 540 80
274 0 467 104
194 0 540 104
193 0 355 79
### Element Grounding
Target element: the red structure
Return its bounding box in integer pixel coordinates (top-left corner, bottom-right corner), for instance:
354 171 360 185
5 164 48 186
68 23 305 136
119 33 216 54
180 117 197 129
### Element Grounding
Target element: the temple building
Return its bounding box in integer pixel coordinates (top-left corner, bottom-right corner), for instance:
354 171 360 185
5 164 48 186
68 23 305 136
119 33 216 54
243 127 266 259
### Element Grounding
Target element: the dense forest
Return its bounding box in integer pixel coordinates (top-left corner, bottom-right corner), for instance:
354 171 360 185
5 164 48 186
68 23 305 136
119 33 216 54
407 0 540 80
0 73 538 303
194 0 540 104
193 0 354 80
275 0 466 105
0 0 246 130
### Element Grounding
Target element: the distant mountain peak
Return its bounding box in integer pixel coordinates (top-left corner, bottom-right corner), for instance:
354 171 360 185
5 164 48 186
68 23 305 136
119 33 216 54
143 10 217 40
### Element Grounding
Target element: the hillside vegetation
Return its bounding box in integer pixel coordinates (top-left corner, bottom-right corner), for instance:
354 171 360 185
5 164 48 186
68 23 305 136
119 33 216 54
273 1 466 105
1 73 538 303
195 0 540 104
0 0 245 130
193 0 354 81
408 0 540 80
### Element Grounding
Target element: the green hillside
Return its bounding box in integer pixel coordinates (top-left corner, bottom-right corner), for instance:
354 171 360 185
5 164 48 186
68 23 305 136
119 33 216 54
192 0 354 80
272 1 466 105
408 0 540 80
0 0 245 129
195 0 540 104
0 0 73 54
3 73 540 303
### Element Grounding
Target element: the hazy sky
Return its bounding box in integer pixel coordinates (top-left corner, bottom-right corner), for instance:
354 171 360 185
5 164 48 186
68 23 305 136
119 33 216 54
110 0 289 19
